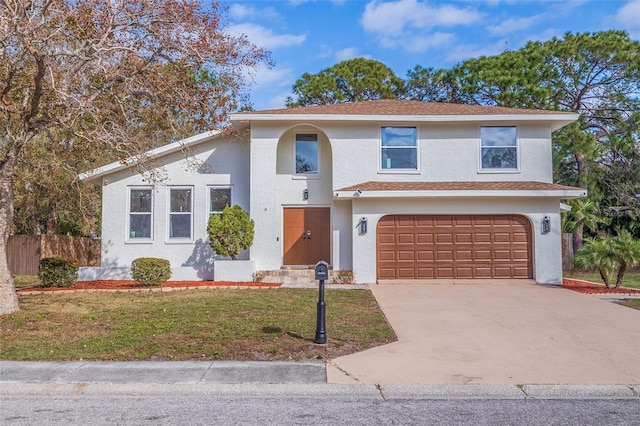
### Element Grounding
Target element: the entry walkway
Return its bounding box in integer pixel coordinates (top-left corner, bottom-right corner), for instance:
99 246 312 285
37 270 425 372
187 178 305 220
327 280 640 385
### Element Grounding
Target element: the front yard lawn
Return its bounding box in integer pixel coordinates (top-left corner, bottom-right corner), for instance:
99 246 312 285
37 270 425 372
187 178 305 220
564 269 640 289
0 289 395 361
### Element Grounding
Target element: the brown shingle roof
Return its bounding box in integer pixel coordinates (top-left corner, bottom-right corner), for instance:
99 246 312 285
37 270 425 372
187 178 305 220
239 99 571 117
337 181 585 192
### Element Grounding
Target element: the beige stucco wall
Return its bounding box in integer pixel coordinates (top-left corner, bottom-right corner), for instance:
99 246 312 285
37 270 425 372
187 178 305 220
97 136 250 279
249 118 566 284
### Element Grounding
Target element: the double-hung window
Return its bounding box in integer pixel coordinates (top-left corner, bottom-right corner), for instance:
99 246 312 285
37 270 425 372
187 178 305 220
295 134 319 175
209 186 232 216
129 188 152 240
169 187 192 239
480 127 518 170
381 127 418 170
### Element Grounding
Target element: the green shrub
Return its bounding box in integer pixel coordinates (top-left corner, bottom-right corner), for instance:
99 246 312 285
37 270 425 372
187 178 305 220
131 258 172 287
38 257 80 288
207 205 255 260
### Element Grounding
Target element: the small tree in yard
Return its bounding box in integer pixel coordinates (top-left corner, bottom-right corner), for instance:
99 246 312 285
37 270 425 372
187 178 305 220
0 1 271 314
207 205 254 260
573 231 640 288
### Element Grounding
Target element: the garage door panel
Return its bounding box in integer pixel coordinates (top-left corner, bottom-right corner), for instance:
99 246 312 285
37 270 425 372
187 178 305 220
398 233 415 244
378 251 396 261
398 251 415 261
417 268 435 278
474 233 492 243
455 233 472 243
455 250 473 261
436 233 453 243
456 267 473 278
417 233 434 244
377 214 532 280
417 250 434 261
397 268 416 278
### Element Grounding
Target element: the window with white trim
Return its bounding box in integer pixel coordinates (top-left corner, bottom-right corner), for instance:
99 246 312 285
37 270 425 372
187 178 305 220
480 126 518 170
209 186 232 216
128 188 152 240
295 134 319 175
169 187 192 239
380 127 418 170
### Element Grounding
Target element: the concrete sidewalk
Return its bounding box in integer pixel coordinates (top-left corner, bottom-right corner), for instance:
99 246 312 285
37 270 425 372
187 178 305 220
327 280 640 386
1 361 638 399
0 360 325 385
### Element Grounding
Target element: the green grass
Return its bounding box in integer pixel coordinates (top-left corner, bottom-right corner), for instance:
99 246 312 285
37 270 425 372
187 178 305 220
565 269 640 289
617 299 640 310
0 289 395 361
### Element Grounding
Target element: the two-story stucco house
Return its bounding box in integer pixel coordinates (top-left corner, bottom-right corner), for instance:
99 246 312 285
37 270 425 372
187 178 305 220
79 100 586 284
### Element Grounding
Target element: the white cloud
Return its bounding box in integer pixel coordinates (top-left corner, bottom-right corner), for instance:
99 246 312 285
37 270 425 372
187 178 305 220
226 23 306 50
228 4 281 22
616 0 640 28
380 31 455 54
361 0 483 36
247 63 295 88
488 14 544 36
445 39 509 63
335 47 360 61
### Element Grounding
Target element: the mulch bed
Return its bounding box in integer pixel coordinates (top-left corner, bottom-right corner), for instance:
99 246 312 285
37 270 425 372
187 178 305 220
562 278 640 295
18 280 279 293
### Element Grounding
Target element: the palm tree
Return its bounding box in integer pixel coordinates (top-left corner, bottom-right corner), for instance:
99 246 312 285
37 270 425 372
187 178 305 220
612 231 640 288
562 199 610 253
573 237 617 288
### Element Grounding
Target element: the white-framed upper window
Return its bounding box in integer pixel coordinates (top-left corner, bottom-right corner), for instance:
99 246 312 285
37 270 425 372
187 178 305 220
480 126 519 171
295 134 319 175
380 127 418 170
128 187 153 240
168 187 193 240
209 186 232 216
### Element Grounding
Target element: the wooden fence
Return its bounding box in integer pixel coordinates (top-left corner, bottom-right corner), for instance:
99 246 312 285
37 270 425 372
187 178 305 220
7 235 101 276
562 232 574 271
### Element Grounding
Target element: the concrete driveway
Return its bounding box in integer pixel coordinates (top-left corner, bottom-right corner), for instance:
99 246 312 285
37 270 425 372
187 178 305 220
327 280 640 385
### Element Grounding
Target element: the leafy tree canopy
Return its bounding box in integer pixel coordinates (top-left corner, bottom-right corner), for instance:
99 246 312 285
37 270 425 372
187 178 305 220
0 0 272 314
286 57 405 107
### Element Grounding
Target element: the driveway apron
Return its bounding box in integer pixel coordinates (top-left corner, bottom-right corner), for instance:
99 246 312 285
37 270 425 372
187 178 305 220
327 281 640 385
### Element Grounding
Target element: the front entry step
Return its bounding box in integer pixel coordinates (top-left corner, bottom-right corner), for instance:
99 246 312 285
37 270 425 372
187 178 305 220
255 269 354 286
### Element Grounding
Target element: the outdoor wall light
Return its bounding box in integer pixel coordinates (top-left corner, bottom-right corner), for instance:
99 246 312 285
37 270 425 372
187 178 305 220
303 189 309 200
359 217 368 234
542 216 551 234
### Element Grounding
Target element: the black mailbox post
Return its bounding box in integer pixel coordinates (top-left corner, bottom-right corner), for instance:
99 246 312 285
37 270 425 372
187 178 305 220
314 261 329 344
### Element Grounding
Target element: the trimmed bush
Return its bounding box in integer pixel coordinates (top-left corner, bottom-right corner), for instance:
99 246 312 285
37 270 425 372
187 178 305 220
131 258 171 287
38 257 80 288
207 204 255 260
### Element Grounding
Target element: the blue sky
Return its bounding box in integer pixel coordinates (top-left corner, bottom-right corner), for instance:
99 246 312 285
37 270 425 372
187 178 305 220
223 0 640 110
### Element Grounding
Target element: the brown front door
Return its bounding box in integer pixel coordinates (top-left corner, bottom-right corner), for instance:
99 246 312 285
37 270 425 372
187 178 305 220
283 208 330 265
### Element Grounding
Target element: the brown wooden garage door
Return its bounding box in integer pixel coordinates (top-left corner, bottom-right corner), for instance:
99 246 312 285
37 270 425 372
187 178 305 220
377 215 533 279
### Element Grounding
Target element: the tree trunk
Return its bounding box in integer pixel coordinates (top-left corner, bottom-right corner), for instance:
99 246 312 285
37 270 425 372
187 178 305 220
598 268 611 289
572 223 584 254
615 263 627 289
0 158 20 315
572 152 587 254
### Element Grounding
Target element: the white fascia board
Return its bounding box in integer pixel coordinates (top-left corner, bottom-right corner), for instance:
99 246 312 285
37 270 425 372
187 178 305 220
560 202 572 212
231 113 579 126
333 188 588 199
79 130 223 183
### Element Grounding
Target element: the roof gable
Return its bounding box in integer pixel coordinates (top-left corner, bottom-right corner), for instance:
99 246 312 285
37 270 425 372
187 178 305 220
79 130 225 183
